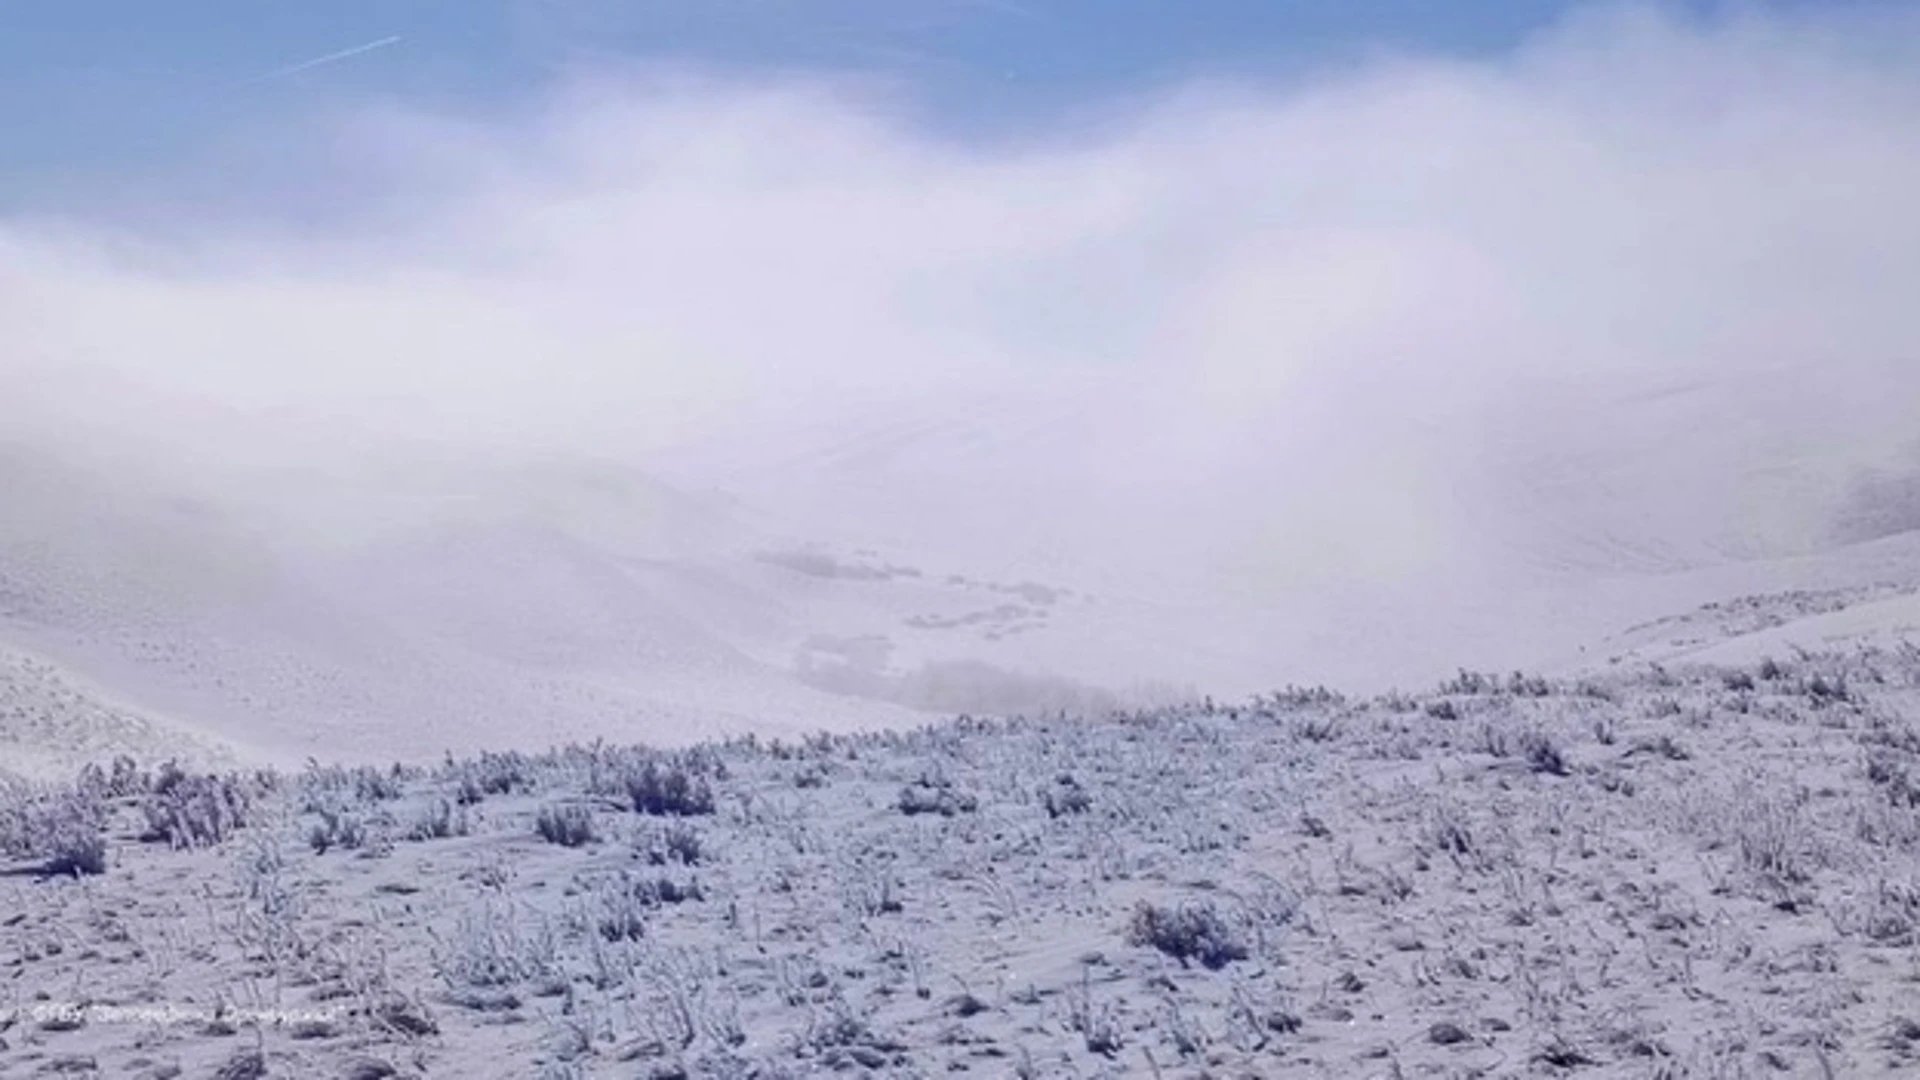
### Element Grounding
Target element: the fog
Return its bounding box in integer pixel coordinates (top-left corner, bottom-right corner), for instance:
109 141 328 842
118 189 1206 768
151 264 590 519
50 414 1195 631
5 5 1920 752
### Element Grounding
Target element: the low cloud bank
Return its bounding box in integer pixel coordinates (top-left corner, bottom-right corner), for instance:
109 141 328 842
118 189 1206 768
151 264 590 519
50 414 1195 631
4 3 1920 602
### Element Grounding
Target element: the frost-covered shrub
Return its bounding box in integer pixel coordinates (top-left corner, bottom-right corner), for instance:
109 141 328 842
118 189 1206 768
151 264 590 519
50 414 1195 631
1290 714 1341 743
1269 684 1346 708
352 765 408 802
896 781 978 817
627 763 715 817
1441 670 1503 696
1507 671 1553 698
635 820 706 866
1732 795 1818 885
439 751 535 803
76 755 147 799
308 806 368 854
46 830 108 877
1475 722 1513 758
141 763 255 849
1042 775 1093 818
566 870 697 948
843 862 904 916
405 798 468 842
479 751 535 794
536 803 598 847
1804 672 1854 707
594 882 647 943
2 787 110 876
633 873 704 906
296 760 398 810
429 901 561 990
1127 900 1250 969
1868 752 1920 809
1521 730 1570 776
1575 680 1615 701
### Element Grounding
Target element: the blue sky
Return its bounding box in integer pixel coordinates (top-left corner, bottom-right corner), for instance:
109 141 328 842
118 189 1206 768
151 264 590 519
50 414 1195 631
0 0 1860 217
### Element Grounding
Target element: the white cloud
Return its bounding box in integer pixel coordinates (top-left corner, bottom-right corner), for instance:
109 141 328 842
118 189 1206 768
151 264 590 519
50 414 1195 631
6 4 1920 595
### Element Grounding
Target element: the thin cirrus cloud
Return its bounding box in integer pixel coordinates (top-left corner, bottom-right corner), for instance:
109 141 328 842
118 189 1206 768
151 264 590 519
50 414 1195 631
246 35 406 85
3 3 1919 591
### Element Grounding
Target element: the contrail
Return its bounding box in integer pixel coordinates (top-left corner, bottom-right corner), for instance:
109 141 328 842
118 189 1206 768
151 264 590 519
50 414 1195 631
251 35 402 83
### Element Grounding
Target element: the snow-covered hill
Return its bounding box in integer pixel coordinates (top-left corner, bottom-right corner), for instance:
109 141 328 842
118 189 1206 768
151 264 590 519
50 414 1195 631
5 348 1920 775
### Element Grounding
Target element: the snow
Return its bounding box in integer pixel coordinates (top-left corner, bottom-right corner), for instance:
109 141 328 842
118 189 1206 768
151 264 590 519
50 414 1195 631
4 354 1920 773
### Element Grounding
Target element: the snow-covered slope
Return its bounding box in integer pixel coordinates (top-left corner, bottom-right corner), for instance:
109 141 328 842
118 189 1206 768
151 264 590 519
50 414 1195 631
0 643 236 783
5 352 1920 771
649 360 1920 695
0 437 1173 770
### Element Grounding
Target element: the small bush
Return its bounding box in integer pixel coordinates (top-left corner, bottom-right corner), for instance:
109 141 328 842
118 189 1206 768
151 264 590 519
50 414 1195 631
1805 673 1853 706
1506 671 1553 697
1266 685 1345 708
1632 734 1692 762
142 764 254 849
627 763 715 817
633 874 704 906
1868 753 1920 809
1424 804 1476 860
536 804 598 847
430 902 560 991
1127 900 1249 969
1521 731 1569 776
634 819 707 865
6 790 111 877
45 831 108 877
897 782 978 817
443 751 533 801
76 755 147 799
663 822 704 865
1291 714 1342 742
308 806 368 854
578 871 693 943
352 765 407 803
1042 775 1093 818
370 995 440 1037
1441 670 1502 696
406 798 467 842
1475 723 1513 758
596 889 647 943
1 786 109 876
1646 696 1683 718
